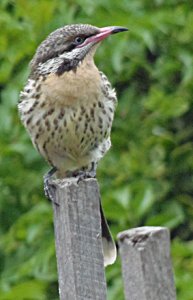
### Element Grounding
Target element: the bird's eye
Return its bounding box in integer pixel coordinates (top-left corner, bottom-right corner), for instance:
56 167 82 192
74 36 85 45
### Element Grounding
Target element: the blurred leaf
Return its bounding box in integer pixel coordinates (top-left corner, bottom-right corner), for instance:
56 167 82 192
0 1 193 299
0 280 47 300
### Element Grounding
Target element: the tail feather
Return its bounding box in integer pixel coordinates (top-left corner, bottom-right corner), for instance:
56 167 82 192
100 202 117 267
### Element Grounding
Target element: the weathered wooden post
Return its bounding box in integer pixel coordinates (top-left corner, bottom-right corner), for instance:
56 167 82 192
49 177 107 300
118 226 176 300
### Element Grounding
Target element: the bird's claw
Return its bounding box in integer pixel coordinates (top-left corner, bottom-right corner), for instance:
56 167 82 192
43 167 59 206
72 162 97 181
72 170 96 182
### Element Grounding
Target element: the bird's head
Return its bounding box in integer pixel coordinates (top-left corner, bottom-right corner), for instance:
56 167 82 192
30 24 128 76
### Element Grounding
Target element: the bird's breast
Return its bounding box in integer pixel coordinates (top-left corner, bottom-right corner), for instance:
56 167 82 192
19 58 116 173
41 58 102 106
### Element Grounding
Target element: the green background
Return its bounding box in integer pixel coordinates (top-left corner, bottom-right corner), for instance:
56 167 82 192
0 0 193 299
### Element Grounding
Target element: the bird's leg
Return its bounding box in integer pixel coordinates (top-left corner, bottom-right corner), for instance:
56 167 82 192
87 161 97 178
72 162 97 180
43 166 58 205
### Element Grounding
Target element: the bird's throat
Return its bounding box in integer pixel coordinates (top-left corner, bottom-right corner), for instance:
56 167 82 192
41 56 101 107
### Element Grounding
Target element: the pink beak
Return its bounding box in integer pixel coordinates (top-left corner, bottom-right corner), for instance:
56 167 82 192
77 26 128 48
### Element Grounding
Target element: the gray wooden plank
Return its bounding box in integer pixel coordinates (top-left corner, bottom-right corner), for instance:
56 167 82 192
118 226 176 300
49 178 107 300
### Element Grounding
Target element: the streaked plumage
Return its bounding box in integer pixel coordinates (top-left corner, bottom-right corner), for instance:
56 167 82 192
18 24 127 266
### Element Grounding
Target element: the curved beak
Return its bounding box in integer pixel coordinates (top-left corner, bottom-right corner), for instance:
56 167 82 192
77 26 128 48
100 26 128 35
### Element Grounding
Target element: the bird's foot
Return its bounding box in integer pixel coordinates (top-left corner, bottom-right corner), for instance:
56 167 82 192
72 163 96 181
43 167 58 206
73 170 96 180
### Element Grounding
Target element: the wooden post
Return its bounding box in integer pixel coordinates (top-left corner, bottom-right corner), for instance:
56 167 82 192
117 226 176 300
49 177 107 300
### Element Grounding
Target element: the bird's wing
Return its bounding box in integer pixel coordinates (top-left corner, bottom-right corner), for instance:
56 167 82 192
99 71 117 105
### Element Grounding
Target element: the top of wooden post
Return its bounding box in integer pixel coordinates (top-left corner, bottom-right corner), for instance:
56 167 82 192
118 226 176 300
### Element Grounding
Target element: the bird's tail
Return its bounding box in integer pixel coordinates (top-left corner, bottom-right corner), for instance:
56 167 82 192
100 202 117 267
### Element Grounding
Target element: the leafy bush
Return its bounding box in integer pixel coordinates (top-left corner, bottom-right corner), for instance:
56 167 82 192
0 0 193 299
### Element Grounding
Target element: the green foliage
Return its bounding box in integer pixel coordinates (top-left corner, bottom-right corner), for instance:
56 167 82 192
0 0 193 299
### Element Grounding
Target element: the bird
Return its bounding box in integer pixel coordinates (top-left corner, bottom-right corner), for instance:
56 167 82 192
18 24 128 267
